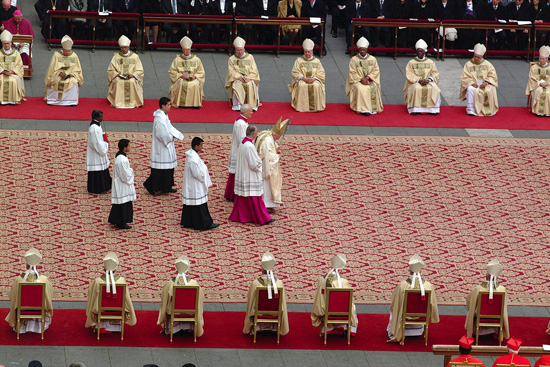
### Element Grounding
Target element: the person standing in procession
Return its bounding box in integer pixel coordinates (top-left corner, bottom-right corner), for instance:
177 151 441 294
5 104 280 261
224 104 252 201
181 137 219 230
143 97 184 195
108 139 136 230
86 110 111 194
254 117 289 212
229 126 274 225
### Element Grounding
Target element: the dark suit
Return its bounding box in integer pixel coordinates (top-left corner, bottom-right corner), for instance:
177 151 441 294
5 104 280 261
484 1 507 49
160 0 189 42
412 0 436 46
434 0 457 19
113 0 140 39
330 0 348 35
88 0 114 39
344 0 371 48
507 1 531 49
369 0 393 46
393 0 413 47
208 0 233 43
35 0 69 39
301 0 327 46
456 0 484 48
235 0 258 41
256 0 279 44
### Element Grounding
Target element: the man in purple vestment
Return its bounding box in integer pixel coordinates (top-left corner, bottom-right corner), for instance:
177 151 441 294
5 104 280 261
3 10 34 65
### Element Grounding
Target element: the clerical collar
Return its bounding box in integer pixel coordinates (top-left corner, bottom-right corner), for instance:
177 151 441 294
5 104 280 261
91 119 101 126
542 62 549 67
3 47 13 54
237 52 247 59
304 55 314 61
182 54 193 59
239 114 248 121
416 55 426 61
358 53 368 59
243 137 253 143
115 151 127 157
122 51 130 57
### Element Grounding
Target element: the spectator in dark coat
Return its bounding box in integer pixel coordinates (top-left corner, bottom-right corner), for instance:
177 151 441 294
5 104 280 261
484 0 507 49
507 0 531 50
35 0 69 39
301 0 327 52
344 0 371 52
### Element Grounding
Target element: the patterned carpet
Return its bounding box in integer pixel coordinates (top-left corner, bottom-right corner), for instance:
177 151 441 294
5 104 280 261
1 130 550 306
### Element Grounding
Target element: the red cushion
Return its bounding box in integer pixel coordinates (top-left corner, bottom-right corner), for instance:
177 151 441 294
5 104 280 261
20 310 42 315
328 316 349 320
174 288 197 310
173 313 195 318
257 315 278 320
100 311 123 316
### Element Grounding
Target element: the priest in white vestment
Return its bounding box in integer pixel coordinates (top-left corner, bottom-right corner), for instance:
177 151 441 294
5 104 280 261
143 97 184 195
403 39 440 115
168 36 205 108
157 255 205 337
387 254 440 344
254 117 289 211
224 36 261 111
311 254 358 335
44 35 83 106
243 252 289 336
0 30 25 104
229 125 273 225
108 139 136 230
107 35 144 108
181 137 219 230
85 252 137 332
465 259 510 340
86 110 111 194
5 248 54 334
224 104 251 201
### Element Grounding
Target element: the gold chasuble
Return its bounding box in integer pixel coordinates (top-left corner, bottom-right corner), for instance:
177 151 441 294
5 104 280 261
403 57 440 109
460 58 499 116
346 54 383 114
44 50 84 101
107 51 144 108
289 56 326 112
526 62 550 116
0 48 25 104
168 54 205 108
224 53 260 109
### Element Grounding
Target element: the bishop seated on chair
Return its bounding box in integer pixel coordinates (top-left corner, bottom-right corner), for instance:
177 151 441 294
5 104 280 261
85 252 137 333
311 254 358 336
5 248 54 335
243 251 289 337
387 254 439 344
157 255 205 339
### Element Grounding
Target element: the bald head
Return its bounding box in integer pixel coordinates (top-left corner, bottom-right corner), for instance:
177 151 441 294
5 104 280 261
2 0 11 10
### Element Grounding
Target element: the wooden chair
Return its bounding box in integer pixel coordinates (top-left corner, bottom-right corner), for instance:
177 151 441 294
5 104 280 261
449 362 484 367
16 282 47 340
253 286 284 344
323 287 353 346
475 290 506 346
401 288 432 346
11 34 33 78
169 285 200 343
97 283 126 341
447 362 483 367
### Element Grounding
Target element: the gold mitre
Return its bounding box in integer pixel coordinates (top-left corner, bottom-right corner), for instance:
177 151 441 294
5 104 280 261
261 251 276 271
331 254 346 270
118 35 131 47
103 252 119 271
487 258 503 277
409 254 425 273
272 116 290 135
61 35 73 49
1 30 13 42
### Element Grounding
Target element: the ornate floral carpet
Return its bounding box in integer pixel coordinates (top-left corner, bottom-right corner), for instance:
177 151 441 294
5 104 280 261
1 130 549 306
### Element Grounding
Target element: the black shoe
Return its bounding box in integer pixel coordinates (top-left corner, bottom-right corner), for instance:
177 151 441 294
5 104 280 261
116 224 132 229
345 49 349 54
266 219 276 224
167 188 177 193
322 48 327 56
143 182 155 195
204 223 219 230
331 30 337 38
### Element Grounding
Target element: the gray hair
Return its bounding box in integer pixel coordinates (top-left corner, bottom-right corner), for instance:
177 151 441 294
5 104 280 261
240 104 252 114
246 126 258 137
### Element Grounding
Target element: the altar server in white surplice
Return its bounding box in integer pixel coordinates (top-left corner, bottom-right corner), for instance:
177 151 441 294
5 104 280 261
143 97 184 195
157 255 205 337
180 137 219 231
5 248 54 334
86 109 111 194
224 104 251 201
108 139 136 229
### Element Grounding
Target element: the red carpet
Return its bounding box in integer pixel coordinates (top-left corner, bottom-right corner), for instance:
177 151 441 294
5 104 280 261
1 309 548 350
4 97 548 130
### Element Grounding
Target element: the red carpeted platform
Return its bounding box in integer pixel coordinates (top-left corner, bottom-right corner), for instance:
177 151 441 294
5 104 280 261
1 309 548 350
4 97 549 130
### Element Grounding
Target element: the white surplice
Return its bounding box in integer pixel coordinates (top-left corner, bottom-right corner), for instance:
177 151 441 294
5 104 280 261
112 154 136 204
182 148 212 206
150 109 184 169
86 122 109 172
